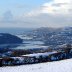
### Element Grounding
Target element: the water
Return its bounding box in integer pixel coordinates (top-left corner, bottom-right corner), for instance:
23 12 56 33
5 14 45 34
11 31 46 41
0 28 34 35
13 35 49 50
15 41 48 50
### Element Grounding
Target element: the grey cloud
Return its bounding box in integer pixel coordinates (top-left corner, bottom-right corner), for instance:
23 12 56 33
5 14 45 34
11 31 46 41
24 13 72 28
0 11 72 28
3 11 13 21
52 3 68 7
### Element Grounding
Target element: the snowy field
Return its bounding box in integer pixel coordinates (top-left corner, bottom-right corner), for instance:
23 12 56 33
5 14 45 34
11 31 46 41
0 59 72 72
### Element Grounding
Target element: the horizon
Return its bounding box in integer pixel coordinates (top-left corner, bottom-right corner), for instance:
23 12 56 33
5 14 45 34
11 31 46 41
0 26 72 29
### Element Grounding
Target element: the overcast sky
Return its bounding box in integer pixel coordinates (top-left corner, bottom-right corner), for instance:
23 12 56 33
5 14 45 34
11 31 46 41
0 0 72 28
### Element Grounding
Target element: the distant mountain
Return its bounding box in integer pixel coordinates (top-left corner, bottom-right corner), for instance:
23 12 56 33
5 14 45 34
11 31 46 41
0 33 23 44
26 27 72 48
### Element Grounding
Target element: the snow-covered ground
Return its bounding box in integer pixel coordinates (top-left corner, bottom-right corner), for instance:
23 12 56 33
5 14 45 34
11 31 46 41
0 59 72 72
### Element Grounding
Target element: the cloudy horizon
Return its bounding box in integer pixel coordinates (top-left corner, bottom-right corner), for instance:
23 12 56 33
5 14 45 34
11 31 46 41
0 0 72 28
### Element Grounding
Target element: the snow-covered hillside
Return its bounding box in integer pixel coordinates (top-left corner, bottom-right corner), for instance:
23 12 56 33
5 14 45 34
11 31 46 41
0 59 72 72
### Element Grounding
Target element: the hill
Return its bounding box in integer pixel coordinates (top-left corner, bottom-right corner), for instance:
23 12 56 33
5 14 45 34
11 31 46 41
0 58 72 72
0 33 23 44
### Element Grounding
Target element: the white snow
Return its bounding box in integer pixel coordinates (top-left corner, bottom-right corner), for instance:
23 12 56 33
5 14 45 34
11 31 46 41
22 51 57 57
0 59 72 72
